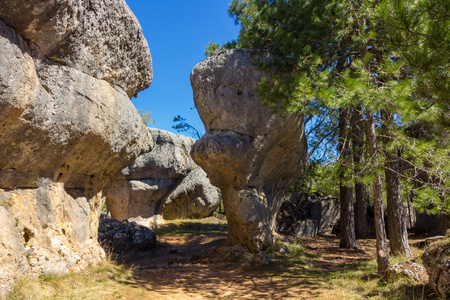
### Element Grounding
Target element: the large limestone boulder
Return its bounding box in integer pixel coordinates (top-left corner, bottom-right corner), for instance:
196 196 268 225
0 0 152 98
0 1 152 296
106 128 197 228
163 167 221 220
190 50 308 252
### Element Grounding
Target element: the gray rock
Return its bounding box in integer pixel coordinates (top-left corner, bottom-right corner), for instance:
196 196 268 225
106 129 197 228
276 193 340 237
98 215 157 252
163 168 221 220
275 201 302 234
279 245 291 256
294 193 340 235
0 1 152 296
0 20 152 191
422 239 450 298
190 50 308 252
384 261 426 282
0 183 107 297
413 211 449 236
0 0 152 98
290 219 318 238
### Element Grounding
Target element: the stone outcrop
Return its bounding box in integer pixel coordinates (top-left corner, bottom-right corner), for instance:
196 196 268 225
98 215 157 252
0 0 152 99
384 260 427 282
275 193 340 238
190 49 308 252
422 239 450 298
163 167 221 220
413 211 449 236
0 1 152 296
106 128 197 228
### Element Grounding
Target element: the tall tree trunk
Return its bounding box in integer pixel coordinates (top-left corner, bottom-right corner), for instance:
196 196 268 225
381 111 412 257
366 110 390 274
339 109 356 248
352 108 368 238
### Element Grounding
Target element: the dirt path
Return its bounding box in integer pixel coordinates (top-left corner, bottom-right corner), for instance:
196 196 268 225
108 221 377 300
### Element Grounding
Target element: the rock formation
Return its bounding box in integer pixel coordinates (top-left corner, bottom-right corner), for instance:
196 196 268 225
422 239 450 298
0 1 152 296
276 192 340 238
163 167 221 220
98 215 157 252
190 49 308 252
106 128 197 228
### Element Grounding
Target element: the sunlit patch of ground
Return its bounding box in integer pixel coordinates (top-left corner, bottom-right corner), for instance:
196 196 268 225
8 217 439 299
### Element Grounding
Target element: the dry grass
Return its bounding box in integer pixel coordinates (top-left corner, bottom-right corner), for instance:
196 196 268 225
6 218 442 299
7 253 146 300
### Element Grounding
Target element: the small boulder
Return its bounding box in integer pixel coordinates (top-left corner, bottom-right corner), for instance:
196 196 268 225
296 194 340 235
275 201 302 234
385 261 427 282
98 215 157 252
163 168 221 220
275 193 339 238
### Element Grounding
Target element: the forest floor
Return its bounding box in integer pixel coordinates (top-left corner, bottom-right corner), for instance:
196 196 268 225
9 216 439 299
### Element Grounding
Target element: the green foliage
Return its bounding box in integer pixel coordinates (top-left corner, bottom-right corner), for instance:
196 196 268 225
137 109 155 126
229 0 450 212
289 162 340 198
152 219 227 236
205 40 239 57
205 42 220 57
172 114 202 139
379 0 450 127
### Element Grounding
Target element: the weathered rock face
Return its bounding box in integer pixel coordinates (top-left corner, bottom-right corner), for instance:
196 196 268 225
422 239 450 298
413 212 449 236
384 260 427 282
0 1 152 296
163 167 221 220
0 0 152 98
190 50 308 252
292 192 340 235
106 128 196 228
275 193 340 238
0 182 105 293
98 215 157 252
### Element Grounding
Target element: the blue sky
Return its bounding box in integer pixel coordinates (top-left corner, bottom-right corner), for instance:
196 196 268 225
127 1 240 137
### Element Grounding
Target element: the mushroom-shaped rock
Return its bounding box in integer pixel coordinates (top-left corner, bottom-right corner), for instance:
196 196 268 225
0 0 152 296
163 167 221 220
190 49 308 251
106 129 197 228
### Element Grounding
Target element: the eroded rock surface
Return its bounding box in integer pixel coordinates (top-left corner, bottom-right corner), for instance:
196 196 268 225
0 1 152 296
190 49 307 251
0 0 152 98
163 167 221 220
98 215 157 252
422 239 450 298
277 192 340 237
106 129 196 228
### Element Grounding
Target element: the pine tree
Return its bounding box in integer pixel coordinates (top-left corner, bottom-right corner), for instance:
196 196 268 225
228 0 449 273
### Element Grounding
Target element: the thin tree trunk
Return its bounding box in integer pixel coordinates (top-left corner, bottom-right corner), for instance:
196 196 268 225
339 109 356 248
381 111 412 257
352 108 368 238
366 110 390 274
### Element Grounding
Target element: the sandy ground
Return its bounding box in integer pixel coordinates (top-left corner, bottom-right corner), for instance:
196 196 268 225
105 221 379 300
